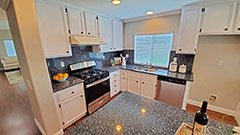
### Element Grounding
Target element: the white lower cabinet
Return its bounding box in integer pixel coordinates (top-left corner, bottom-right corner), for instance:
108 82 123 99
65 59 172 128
128 77 141 94
140 81 157 99
110 70 120 97
54 83 86 129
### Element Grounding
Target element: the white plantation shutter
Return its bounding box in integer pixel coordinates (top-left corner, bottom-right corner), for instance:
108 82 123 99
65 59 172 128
134 33 173 68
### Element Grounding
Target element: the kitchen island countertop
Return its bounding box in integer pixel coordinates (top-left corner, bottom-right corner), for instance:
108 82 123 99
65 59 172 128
65 91 232 135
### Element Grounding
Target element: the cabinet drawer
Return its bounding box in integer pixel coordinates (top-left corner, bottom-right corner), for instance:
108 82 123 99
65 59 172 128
57 83 84 102
120 70 127 77
110 70 120 78
141 73 157 83
127 71 140 79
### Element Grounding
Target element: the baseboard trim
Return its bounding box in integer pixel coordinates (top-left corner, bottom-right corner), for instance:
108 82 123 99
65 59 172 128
34 118 47 135
34 118 64 135
187 99 236 116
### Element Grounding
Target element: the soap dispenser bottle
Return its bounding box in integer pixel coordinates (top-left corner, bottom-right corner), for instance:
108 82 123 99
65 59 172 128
169 57 178 72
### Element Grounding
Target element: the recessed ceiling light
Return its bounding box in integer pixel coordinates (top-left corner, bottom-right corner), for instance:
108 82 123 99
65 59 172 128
112 0 120 5
146 10 154 15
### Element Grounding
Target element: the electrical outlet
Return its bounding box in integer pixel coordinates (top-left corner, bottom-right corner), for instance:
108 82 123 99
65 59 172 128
208 94 218 102
60 62 65 68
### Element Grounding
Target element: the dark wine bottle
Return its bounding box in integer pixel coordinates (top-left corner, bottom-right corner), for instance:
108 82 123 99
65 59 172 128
192 101 208 135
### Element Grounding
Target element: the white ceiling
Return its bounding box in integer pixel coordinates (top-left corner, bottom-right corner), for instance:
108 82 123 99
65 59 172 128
61 0 202 20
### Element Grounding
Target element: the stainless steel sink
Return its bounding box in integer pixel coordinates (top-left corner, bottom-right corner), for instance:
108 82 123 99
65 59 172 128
144 68 158 72
133 66 145 70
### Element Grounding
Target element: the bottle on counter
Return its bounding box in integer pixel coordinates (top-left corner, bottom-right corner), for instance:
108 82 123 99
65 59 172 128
169 57 178 72
192 101 209 135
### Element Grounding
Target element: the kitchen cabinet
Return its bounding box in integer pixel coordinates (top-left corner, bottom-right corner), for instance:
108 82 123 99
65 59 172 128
93 16 112 52
177 7 202 54
67 7 85 36
111 20 123 51
140 74 157 99
201 2 236 34
234 6 240 33
84 12 99 37
36 1 71 58
120 70 128 91
110 70 121 97
54 83 86 129
128 77 141 95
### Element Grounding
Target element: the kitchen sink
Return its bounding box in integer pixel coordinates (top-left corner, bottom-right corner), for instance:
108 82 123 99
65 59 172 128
133 67 158 72
144 68 158 72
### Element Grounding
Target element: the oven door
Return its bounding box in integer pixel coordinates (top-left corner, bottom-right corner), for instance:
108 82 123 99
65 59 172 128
85 77 110 104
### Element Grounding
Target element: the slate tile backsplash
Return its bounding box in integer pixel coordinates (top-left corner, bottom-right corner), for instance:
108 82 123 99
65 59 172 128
46 46 194 77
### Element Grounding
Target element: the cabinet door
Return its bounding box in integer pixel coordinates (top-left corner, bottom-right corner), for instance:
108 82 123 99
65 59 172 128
202 2 236 34
67 8 85 36
159 81 185 108
84 12 98 37
112 20 123 51
177 8 202 54
36 1 71 58
140 81 156 99
128 78 140 95
98 16 111 52
60 94 86 127
234 7 240 33
121 77 128 91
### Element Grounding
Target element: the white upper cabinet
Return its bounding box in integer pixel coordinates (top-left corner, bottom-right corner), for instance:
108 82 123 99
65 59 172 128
67 8 85 36
234 5 240 33
95 16 112 52
112 20 123 51
36 1 71 58
201 2 236 34
177 8 202 54
84 12 99 37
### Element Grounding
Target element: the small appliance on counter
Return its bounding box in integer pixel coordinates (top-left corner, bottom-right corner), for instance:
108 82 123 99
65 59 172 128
120 54 129 67
114 57 121 65
179 64 187 73
169 57 178 72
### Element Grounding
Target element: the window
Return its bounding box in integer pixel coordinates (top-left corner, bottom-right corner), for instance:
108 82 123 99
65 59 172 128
134 33 173 68
3 40 17 57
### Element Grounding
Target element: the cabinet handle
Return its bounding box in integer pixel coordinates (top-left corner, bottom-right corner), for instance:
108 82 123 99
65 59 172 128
136 81 138 83
114 85 116 87
114 48 116 50
66 51 69 53
88 32 91 35
63 122 65 125
238 28 240 31
72 91 74 94
80 95 83 97
142 82 144 84
110 48 112 50
194 48 196 52
179 49 182 51
123 78 125 80
224 28 228 31
81 32 84 34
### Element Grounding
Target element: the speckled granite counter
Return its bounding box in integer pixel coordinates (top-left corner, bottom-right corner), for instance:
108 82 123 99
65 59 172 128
102 64 193 82
52 76 84 93
65 91 232 135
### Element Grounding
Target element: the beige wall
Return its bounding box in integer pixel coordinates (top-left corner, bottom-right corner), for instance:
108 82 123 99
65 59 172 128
189 35 240 111
0 29 12 68
124 15 181 50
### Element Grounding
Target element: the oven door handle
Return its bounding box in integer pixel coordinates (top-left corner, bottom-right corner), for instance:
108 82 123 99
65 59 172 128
86 76 110 88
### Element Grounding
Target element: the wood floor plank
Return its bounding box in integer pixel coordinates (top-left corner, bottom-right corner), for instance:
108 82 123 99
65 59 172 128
0 72 41 135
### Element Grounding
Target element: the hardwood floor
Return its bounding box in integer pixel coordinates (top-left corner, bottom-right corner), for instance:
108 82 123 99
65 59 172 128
0 72 41 135
186 104 239 126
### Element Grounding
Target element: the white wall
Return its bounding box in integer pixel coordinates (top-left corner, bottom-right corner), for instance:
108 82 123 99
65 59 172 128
124 14 181 50
189 35 240 111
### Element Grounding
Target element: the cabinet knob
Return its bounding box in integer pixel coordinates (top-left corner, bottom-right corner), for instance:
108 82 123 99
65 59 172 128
114 85 116 87
179 49 182 51
110 48 112 50
88 32 91 35
238 28 240 31
114 48 116 50
224 28 228 31
142 82 144 84
123 78 125 80
194 48 196 52
136 81 138 83
81 32 84 34
80 95 83 97
72 91 74 94
66 51 69 53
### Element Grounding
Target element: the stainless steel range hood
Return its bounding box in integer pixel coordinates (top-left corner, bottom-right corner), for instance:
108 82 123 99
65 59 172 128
70 35 106 46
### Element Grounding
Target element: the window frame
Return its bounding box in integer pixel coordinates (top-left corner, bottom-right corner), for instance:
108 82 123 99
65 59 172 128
3 39 17 57
133 32 174 69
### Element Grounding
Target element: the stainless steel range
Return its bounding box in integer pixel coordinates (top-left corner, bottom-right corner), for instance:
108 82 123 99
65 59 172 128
69 61 110 114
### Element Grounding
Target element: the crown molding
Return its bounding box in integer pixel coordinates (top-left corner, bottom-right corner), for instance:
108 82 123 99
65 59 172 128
123 9 182 23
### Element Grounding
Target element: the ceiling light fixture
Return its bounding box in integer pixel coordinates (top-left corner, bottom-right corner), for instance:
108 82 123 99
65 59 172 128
146 10 154 15
112 0 120 5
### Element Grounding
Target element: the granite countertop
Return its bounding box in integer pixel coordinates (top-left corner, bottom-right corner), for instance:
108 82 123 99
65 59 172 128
65 91 233 135
102 64 194 82
51 76 84 93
